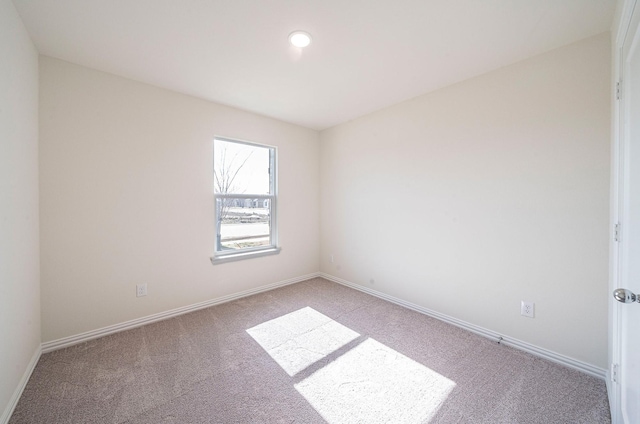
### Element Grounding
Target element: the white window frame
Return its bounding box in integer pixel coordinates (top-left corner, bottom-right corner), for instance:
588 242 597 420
210 136 280 264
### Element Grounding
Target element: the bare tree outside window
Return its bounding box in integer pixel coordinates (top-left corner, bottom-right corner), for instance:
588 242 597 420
214 146 253 241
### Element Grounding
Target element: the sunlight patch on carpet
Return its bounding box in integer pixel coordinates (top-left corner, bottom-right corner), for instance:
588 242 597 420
246 307 360 376
295 338 456 423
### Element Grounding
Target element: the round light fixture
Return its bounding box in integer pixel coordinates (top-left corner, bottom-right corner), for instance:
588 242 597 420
288 30 312 48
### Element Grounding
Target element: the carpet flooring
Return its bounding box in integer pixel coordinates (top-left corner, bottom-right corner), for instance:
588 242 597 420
10 278 611 423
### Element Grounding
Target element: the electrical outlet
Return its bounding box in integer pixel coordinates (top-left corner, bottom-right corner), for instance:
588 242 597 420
330 254 334 263
136 283 147 297
521 301 534 318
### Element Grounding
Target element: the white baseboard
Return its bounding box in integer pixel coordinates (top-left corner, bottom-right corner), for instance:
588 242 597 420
38 270 606 376
42 272 321 353
319 272 607 380
1 345 41 424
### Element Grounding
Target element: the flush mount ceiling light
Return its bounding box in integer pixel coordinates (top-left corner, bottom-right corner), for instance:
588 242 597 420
288 30 312 48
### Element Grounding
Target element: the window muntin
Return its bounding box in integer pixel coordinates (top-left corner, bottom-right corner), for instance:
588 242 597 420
213 137 277 260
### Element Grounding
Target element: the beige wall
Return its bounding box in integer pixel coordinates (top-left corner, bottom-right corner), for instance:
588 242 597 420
320 33 611 368
0 0 40 418
39 57 320 342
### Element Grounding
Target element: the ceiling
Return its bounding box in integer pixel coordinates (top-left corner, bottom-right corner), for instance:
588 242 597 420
13 0 616 131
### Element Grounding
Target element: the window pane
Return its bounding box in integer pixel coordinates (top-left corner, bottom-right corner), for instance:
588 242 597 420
216 198 271 251
214 139 271 195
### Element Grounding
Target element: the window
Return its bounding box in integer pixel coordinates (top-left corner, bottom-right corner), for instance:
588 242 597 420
211 137 279 263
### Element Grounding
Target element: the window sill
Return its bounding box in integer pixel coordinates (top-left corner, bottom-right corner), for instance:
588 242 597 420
210 247 281 265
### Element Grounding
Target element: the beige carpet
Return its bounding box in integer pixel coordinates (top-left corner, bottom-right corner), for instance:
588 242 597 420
10 278 610 423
